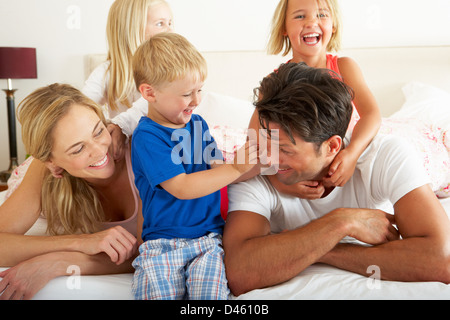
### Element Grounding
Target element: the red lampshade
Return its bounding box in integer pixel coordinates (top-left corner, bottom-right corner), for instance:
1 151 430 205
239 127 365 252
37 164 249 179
0 47 37 79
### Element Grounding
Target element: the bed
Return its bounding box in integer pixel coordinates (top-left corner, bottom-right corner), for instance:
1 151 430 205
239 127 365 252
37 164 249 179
1 45 450 300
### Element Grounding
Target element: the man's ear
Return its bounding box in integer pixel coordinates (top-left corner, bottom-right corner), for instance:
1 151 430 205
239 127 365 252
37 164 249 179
139 83 156 102
44 160 64 179
326 135 343 156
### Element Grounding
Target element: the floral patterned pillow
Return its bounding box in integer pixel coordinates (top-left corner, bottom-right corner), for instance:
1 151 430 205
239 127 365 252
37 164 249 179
380 118 449 198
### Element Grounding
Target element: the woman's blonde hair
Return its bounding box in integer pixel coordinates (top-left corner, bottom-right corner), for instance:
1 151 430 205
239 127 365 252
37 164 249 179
106 0 170 111
267 0 342 56
133 32 207 89
17 84 108 235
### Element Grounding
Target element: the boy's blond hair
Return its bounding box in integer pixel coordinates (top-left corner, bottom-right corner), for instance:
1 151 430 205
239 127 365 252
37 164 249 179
267 0 342 56
133 32 207 89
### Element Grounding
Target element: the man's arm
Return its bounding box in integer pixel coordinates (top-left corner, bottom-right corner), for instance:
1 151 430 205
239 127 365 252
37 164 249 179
223 207 398 296
319 185 450 283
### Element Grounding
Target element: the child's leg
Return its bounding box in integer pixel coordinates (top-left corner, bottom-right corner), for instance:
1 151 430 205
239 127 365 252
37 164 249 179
132 239 187 300
185 233 230 300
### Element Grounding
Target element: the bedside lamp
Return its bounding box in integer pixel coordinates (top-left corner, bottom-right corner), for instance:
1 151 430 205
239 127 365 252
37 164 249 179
0 47 37 183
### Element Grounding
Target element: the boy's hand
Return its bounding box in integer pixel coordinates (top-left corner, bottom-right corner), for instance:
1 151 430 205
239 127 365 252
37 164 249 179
232 140 259 174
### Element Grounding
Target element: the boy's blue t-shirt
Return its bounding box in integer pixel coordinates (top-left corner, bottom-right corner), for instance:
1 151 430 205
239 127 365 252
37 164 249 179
131 114 225 241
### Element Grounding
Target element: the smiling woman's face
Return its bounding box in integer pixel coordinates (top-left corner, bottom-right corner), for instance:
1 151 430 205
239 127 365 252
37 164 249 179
47 104 115 181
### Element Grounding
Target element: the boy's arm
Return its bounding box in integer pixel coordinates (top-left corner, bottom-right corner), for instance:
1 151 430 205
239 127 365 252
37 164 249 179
160 164 242 200
160 140 259 199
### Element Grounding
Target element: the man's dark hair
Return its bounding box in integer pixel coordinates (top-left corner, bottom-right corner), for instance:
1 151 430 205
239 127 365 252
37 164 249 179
254 62 354 150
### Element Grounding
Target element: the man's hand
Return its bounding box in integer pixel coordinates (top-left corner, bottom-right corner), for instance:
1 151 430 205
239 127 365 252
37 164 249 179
333 208 400 245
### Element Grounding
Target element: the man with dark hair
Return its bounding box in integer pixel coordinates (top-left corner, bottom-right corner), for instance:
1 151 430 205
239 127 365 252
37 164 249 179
223 62 450 296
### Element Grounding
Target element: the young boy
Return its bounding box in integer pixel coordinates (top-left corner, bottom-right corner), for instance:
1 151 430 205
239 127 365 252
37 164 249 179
130 32 259 300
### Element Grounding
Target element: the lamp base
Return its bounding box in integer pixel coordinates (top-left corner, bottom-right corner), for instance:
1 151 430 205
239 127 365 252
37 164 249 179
0 157 19 183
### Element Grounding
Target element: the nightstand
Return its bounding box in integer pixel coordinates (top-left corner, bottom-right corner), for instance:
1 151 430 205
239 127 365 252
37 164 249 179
0 182 7 192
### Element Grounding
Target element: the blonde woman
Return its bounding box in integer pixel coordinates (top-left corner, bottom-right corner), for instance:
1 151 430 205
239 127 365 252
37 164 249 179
0 84 141 300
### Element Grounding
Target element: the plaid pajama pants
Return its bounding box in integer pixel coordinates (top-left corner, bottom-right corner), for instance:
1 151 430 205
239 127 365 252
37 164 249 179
132 233 230 300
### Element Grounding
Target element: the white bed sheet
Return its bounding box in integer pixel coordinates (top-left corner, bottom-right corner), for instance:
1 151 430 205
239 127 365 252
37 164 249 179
1 191 449 300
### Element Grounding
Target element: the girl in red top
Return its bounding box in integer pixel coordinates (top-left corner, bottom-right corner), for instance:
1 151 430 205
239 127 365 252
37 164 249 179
252 0 381 198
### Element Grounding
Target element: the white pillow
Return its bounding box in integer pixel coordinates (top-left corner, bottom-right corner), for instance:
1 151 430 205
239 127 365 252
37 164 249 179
390 82 450 130
388 82 450 198
195 91 255 129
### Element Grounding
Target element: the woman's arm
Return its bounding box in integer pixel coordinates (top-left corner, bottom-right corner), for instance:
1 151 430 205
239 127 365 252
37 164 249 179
0 250 136 300
0 160 45 235
0 227 137 267
0 160 137 267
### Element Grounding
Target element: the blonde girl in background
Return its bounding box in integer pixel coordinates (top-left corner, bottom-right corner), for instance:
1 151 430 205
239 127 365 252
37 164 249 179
254 0 381 197
84 0 173 115
83 0 174 157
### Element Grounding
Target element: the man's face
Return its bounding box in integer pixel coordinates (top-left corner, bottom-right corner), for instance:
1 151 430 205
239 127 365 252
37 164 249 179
267 122 333 185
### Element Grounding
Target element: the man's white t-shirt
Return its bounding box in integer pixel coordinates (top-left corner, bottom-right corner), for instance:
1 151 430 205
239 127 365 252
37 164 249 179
228 134 430 234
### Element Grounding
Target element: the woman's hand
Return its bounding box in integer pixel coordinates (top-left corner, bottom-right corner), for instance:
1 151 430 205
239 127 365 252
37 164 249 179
0 254 63 300
76 226 138 265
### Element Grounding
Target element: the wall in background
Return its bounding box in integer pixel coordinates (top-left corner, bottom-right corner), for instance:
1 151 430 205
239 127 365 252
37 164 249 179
1 0 450 168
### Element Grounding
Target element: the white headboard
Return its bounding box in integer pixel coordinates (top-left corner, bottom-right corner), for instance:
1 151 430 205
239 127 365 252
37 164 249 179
85 45 450 117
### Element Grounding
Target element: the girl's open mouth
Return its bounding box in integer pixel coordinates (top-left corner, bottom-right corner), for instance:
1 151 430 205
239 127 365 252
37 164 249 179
303 33 321 45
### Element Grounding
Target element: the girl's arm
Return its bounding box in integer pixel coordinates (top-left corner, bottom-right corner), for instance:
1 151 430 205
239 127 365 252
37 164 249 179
324 57 381 186
338 56 381 157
